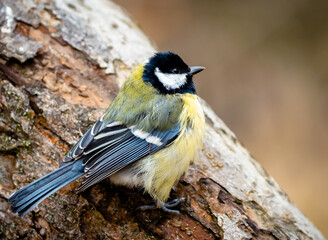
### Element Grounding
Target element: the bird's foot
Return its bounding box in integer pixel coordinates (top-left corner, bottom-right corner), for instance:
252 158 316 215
137 197 185 214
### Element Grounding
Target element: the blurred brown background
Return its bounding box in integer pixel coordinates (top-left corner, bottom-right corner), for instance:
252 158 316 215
114 0 328 236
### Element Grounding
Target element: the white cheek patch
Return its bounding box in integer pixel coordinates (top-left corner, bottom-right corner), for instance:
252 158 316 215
154 67 187 90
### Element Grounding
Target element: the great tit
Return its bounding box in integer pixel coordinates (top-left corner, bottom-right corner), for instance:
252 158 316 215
9 52 205 215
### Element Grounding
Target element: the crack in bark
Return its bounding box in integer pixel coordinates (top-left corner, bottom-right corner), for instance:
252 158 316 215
180 181 223 239
0 62 31 87
0 196 42 239
27 93 71 147
30 212 43 239
81 187 159 239
185 207 221 240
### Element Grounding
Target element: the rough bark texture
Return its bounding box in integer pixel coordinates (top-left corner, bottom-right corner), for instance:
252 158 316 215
0 0 324 239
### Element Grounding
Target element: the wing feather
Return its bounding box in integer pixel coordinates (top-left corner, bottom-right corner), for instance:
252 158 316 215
76 123 180 192
60 116 106 167
59 109 180 192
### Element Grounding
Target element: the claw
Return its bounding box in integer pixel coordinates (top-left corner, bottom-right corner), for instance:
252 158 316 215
165 197 185 208
137 204 156 211
137 197 185 214
162 206 180 214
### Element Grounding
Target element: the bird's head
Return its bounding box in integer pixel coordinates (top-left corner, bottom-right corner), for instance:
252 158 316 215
143 52 205 94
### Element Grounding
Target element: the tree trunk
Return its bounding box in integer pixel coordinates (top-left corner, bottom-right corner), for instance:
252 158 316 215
0 0 324 239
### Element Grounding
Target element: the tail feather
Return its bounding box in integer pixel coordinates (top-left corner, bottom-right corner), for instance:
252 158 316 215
10 163 74 203
9 160 85 216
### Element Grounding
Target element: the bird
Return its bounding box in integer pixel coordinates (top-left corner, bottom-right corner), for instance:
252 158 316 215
8 51 205 216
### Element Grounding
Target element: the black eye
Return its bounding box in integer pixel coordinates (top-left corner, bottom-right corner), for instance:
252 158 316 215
171 68 179 74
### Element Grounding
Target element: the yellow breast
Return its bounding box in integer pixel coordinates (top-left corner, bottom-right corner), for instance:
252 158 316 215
142 93 205 203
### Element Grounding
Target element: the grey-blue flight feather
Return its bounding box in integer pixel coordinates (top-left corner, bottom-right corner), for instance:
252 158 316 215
9 117 180 216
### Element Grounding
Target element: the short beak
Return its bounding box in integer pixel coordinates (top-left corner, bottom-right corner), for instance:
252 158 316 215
189 66 205 75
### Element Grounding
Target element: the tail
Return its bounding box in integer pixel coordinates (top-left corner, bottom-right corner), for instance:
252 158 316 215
8 160 85 216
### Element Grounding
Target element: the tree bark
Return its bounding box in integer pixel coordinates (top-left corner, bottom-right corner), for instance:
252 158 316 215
0 0 324 239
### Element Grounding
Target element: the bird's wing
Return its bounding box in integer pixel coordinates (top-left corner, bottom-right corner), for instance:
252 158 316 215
59 114 106 167
76 121 180 192
60 94 183 191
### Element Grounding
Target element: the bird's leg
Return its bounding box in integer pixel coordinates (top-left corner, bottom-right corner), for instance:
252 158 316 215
137 197 185 214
